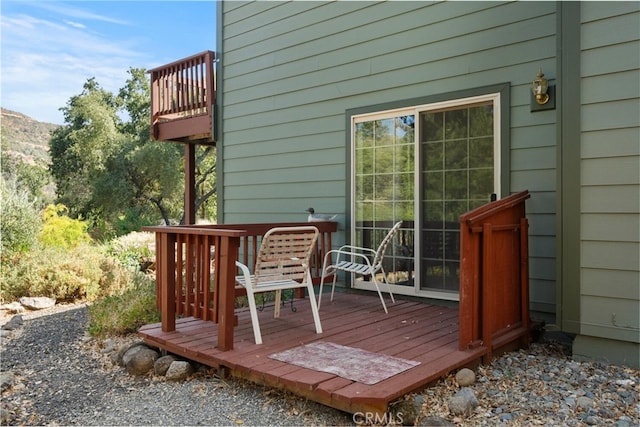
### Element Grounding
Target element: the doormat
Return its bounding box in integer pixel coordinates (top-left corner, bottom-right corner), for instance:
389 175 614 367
268 341 420 385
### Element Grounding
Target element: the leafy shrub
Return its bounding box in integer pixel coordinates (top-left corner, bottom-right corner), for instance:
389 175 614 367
38 204 91 249
88 277 160 338
0 176 42 256
0 244 134 303
105 231 155 270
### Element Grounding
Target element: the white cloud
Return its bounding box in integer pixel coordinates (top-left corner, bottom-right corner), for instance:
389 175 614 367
1 6 151 124
33 2 132 26
64 20 86 29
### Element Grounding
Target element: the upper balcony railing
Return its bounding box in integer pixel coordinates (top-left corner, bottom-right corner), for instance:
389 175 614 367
150 50 216 144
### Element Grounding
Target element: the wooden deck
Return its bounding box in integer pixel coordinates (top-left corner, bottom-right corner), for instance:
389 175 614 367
139 293 487 415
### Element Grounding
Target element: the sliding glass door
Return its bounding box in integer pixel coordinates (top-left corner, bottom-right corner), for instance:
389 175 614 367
351 94 500 300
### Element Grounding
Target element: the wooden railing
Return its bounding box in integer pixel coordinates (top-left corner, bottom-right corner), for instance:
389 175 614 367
458 190 531 361
142 222 337 350
150 50 216 143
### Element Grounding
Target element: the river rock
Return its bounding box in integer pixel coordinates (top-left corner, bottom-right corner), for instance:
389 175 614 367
114 341 145 366
123 345 159 375
448 387 479 416
392 395 424 425
19 297 56 310
2 302 25 314
154 355 179 376
0 371 15 391
165 361 193 381
418 416 455 426
455 368 476 386
1 315 24 331
577 396 593 409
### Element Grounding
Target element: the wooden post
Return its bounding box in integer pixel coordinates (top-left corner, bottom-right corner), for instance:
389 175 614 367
154 232 162 310
520 217 531 346
482 222 494 362
185 144 196 225
203 235 212 321
217 235 240 351
160 232 177 332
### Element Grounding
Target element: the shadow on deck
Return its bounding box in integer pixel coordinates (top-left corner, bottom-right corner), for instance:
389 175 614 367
139 293 486 415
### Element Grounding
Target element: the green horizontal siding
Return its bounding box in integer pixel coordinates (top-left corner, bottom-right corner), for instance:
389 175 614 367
582 127 640 158
578 2 640 346
220 1 559 313
581 296 639 343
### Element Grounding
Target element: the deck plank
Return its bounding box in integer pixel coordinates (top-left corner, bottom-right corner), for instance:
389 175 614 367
139 293 487 415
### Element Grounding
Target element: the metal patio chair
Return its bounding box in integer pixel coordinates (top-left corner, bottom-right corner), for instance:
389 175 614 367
318 221 403 313
235 226 323 345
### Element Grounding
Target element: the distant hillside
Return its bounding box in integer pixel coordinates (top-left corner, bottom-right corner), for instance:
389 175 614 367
1 108 59 165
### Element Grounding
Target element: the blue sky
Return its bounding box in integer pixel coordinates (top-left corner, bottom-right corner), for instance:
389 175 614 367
1 1 217 124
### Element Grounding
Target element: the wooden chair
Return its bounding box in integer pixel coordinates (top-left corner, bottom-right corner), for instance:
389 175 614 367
318 221 403 313
235 226 323 345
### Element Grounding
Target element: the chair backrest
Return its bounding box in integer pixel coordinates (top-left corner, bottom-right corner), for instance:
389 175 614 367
371 221 403 269
253 226 319 285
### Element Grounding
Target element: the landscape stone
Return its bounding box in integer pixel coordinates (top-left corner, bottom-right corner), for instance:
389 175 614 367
125 347 159 375
455 368 476 386
115 341 146 366
100 339 115 354
0 371 15 391
418 416 455 426
499 413 513 422
0 407 10 424
1 315 24 331
584 415 599 425
154 355 178 376
19 297 56 310
392 395 424 425
447 387 478 416
165 361 193 381
2 302 25 314
577 396 593 409
616 417 631 427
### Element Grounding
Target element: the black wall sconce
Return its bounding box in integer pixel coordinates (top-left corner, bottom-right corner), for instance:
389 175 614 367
531 68 555 112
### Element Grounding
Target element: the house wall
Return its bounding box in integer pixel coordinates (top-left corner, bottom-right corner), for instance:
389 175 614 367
572 2 640 367
218 0 560 317
218 0 640 366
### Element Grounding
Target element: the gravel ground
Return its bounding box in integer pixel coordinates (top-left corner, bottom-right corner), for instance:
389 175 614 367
0 305 352 426
1 304 638 426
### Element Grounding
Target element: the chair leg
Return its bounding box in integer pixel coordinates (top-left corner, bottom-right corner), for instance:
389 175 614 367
330 270 339 302
369 274 390 314
318 271 326 309
379 266 396 303
306 283 323 334
246 292 263 345
273 290 282 318
318 254 332 309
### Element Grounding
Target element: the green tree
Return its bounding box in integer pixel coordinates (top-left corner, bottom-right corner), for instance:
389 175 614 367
49 69 218 235
98 68 185 229
49 78 123 220
117 68 217 224
195 145 217 221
